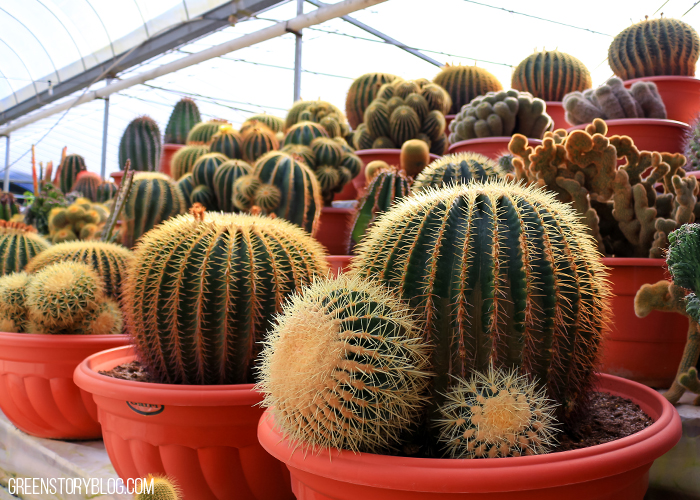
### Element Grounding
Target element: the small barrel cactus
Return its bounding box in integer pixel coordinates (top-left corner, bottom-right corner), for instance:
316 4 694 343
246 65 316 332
259 273 430 453
345 72 398 128
186 119 229 146
283 121 329 147
176 172 196 206
411 152 504 193
192 153 228 190
72 172 102 202
96 181 118 203
210 126 244 160
0 271 30 332
164 98 201 145
58 154 87 194
0 192 20 221
119 116 162 172
0 221 51 276
213 159 252 212
433 64 503 115
170 144 210 181
242 124 279 164
241 114 285 134
608 17 700 80
285 100 349 138
511 50 592 102
122 211 328 385
400 139 430 178
136 476 181 500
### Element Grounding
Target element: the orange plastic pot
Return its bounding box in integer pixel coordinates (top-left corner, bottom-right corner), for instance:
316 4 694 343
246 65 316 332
624 76 700 125
545 101 567 130
326 255 353 277
315 207 356 255
74 346 293 500
258 374 680 500
159 143 185 177
0 332 130 439
447 137 542 159
567 119 689 156
599 258 687 387
110 171 124 188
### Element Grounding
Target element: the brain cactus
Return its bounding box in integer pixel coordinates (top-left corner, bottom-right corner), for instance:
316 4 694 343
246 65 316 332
118 116 162 172
512 50 592 102
164 98 201 145
0 221 51 276
433 64 503 115
122 211 328 385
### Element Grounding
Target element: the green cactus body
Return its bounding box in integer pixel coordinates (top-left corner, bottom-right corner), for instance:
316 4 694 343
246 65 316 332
405 93 429 121
667 224 700 322
421 83 453 115
242 126 279 164
190 185 217 210
119 116 162 172
58 154 87 194
192 153 228 190
433 65 503 114
96 182 118 203
283 121 329 147
242 114 285 134
0 192 20 221
412 152 504 193
340 152 362 180
609 17 700 80
72 173 102 202
350 181 611 420
512 50 592 102
136 476 181 500
25 241 133 299
351 168 410 246
0 222 51 276
390 106 421 147
253 152 323 235
421 110 447 142
365 101 391 139
164 98 201 145
186 119 229 146
213 159 252 212
121 172 186 249
311 137 343 167
345 72 398 128
176 173 196 206
210 127 244 159
280 144 315 168
171 145 210 181
232 175 262 211
0 272 30 332
122 212 328 385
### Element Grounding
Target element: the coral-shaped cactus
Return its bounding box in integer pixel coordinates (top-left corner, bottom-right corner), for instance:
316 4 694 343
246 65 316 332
412 152 503 193
241 114 285 134
96 181 118 203
164 98 201 145
0 192 20 221
608 17 700 80
0 271 30 332
0 221 51 276
242 124 279 164
512 50 592 102
258 273 430 453
186 119 229 146
210 125 244 160
72 172 102 202
118 116 162 172
25 241 133 299
433 64 503 115
346 73 399 128
136 476 181 500
170 145 210 181
58 154 87 194
436 366 558 458
122 211 328 385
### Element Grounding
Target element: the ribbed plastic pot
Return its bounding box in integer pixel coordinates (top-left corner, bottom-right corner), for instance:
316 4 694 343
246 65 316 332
73 346 293 500
315 207 356 255
546 101 567 130
159 143 185 177
447 137 542 159
258 374 681 500
0 332 130 439
599 258 687 388
623 76 700 125
326 255 353 277
567 119 690 156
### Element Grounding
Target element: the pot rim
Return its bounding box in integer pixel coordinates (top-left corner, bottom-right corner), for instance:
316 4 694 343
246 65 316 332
0 331 130 349
623 75 700 85
258 373 681 493
354 149 441 160
600 257 667 267
74 345 260 406
449 137 544 149
567 118 690 131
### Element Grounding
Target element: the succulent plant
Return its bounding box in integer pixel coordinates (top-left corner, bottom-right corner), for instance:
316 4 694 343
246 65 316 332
25 240 133 299
58 154 87 194
433 64 503 115
119 116 162 172
170 144 210 181
96 181 118 203
285 100 349 138
190 185 216 210
0 192 20 221
563 77 666 126
121 172 186 248
365 160 390 183
176 172 196 206
47 198 109 243
242 124 279 163
684 114 700 172
0 271 30 332
186 119 229 146
241 114 285 134
436 365 558 458
122 211 328 385
136 476 181 500
192 153 228 191
412 152 504 193
283 121 329 147
306 137 362 205
209 125 244 159
24 184 68 235
164 98 201 145
345 73 399 128
258 273 430 453
213 159 252 212
511 50 592 102
280 144 315 168
72 172 102 202
608 17 700 80
0 221 51 276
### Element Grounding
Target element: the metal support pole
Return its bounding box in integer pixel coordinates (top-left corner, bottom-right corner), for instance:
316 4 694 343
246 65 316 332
293 0 303 102
3 136 9 193
100 78 112 180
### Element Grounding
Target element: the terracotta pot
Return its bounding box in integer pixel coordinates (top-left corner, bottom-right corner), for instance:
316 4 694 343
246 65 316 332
110 171 124 188
448 137 543 159
567 119 690 156
623 76 700 125
546 101 568 130
258 374 680 500
599 258 687 387
445 114 456 136
160 144 185 177
0 332 130 439
326 255 353 277
315 207 356 255
73 346 293 500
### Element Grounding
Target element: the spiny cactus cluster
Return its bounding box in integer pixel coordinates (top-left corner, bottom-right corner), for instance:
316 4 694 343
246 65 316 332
354 78 451 155
345 72 398 129
185 153 252 211
119 116 161 172
411 152 504 193
448 90 553 142
48 198 109 243
58 154 87 194
0 221 51 276
0 192 20 221
0 261 122 335
512 50 592 102
286 99 350 139
122 210 327 385
563 77 666 125
433 64 503 115
186 119 230 146
608 17 700 80
164 98 201 145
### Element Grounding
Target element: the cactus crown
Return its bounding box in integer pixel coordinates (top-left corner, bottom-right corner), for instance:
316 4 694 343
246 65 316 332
164 98 201 145
512 50 592 102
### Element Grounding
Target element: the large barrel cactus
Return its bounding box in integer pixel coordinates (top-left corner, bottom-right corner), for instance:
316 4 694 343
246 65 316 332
345 72 398 129
58 154 87 194
118 116 162 171
411 152 504 193
433 64 503 115
164 97 201 144
511 50 592 102
0 221 51 276
608 17 700 80
122 211 328 385
350 181 611 420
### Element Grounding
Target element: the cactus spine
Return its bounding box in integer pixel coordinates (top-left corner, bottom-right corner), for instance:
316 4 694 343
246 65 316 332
0 221 51 276
58 154 87 194
512 50 592 102
433 65 503 114
119 116 162 171
122 211 328 385
412 152 504 193
164 98 201 145
170 145 210 181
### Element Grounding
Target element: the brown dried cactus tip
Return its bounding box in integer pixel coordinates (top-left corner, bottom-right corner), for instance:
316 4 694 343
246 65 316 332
189 202 206 222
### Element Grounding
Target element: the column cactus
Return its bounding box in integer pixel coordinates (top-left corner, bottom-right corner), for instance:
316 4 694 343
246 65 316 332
0 221 51 275
119 116 162 171
58 154 87 194
511 50 592 102
164 98 201 145
121 210 328 385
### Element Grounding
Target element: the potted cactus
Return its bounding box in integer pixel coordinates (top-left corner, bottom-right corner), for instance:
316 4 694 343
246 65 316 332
610 16 700 125
161 98 202 176
0 260 129 439
111 116 162 186
345 72 398 129
257 181 681 499
74 209 328 500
